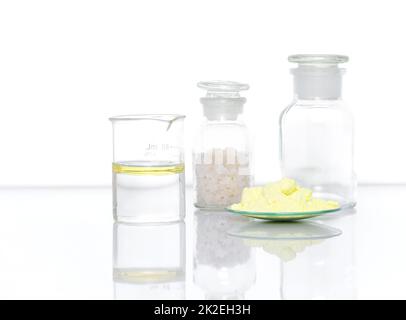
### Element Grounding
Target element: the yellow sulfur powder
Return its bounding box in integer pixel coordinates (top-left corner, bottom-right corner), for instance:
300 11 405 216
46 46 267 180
231 178 339 212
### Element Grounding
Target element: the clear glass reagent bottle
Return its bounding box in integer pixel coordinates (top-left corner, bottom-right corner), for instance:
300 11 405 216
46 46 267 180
280 54 356 208
194 81 252 210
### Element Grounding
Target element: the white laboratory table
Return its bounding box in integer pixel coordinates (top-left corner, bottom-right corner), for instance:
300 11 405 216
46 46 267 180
0 185 404 300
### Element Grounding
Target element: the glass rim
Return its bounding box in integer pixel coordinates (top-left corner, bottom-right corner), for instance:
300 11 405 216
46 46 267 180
288 54 349 64
198 80 249 92
109 114 185 122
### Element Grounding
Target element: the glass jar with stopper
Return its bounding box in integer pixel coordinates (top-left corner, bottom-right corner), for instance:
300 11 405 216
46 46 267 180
280 54 356 208
193 81 252 210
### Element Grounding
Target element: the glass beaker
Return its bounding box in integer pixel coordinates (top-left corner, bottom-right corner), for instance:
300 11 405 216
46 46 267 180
109 114 185 223
113 221 186 300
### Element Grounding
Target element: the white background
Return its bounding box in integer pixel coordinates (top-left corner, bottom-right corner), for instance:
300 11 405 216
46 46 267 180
0 0 405 186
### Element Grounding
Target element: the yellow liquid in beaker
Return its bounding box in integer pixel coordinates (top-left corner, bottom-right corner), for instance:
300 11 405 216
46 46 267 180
112 161 184 175
112 161 185 223
113 268 184 284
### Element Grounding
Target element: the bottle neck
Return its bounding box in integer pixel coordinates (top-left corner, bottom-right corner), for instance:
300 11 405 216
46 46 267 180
201 97 246 121
292 65 344 100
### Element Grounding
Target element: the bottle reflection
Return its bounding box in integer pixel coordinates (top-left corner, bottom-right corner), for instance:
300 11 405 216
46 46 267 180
229 218 355 299
113 221 185 300
193 210 256 299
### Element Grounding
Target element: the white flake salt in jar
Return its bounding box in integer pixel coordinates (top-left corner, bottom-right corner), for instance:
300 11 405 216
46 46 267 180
193 81 253 209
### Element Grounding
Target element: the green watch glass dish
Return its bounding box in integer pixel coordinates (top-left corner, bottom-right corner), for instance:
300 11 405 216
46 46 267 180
226 206 341 221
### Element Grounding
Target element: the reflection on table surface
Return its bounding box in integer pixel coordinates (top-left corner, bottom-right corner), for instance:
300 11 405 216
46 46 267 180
1 186 402 299
228 212 356 299
113 221 185 300
111 209 356 300
194 210 256 299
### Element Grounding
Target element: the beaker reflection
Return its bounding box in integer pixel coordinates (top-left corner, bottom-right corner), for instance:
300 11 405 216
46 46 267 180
113 221 185 300
193 210 256 299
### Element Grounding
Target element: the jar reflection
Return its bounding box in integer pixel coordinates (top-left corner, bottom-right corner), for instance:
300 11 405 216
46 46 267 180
193 210 256 299
113 221 185 300
229 218 355 299
281 211 356 300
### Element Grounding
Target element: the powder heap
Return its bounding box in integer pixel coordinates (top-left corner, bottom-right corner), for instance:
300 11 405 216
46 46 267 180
243 238 323 262
231 178 339 212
